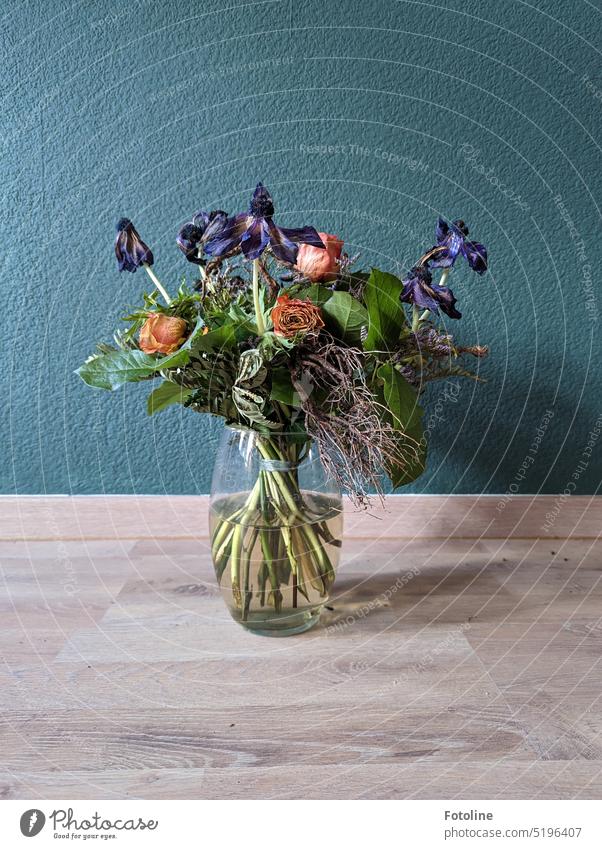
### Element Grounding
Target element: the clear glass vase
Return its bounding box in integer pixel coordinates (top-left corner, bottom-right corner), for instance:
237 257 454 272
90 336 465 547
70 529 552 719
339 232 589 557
210 426 343 636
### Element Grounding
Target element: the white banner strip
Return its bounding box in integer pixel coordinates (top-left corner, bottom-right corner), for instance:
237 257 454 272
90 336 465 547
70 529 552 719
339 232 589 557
0 799 599 848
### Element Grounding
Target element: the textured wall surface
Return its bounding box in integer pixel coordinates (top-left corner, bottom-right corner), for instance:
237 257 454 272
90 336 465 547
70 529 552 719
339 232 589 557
2 0 601 495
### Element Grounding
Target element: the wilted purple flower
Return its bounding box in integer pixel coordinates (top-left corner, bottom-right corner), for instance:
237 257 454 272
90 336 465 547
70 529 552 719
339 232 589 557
115 219 153 272
428 218 487 275
400 266 462 319
204 183 325 264
176 209 228 265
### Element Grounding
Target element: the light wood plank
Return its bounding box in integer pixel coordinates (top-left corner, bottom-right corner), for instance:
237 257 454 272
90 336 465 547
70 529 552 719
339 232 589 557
1 495 600 540
1 762 600 800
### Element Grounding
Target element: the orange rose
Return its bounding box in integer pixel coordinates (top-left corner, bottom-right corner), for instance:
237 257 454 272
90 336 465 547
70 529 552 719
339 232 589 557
295 232 343 282
271 294 325 338
139 314 189 355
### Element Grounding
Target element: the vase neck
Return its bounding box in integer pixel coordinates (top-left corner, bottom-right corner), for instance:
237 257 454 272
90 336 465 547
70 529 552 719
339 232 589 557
258 457 300 472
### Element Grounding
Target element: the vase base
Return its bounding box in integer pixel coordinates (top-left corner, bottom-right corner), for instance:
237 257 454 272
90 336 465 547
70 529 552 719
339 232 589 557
237 606 322 637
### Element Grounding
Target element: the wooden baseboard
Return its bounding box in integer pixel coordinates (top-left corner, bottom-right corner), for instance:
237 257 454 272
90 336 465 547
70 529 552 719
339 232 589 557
0 494 599 540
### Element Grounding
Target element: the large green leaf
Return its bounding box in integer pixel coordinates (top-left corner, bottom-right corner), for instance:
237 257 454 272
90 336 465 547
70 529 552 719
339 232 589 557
147 381 193 415
76 348 181 391
76 318 206 391
363 268 406 352
322 291 368 345
377 362 426 487
297 284 334 307
191 322 240 353
270 366 300 407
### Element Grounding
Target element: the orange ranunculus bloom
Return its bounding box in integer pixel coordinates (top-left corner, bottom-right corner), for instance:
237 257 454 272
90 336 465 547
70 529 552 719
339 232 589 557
271 294 325 339
139 314 189 355
295 232 343 282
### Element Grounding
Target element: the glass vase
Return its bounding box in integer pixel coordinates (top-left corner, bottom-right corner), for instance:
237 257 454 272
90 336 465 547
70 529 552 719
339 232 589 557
209 426 343 636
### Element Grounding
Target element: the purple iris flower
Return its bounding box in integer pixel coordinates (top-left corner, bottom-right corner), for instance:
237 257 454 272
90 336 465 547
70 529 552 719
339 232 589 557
176 209 228 265
204 183 325 264
429 218 487 275
115 219 153 272
400 266 462 320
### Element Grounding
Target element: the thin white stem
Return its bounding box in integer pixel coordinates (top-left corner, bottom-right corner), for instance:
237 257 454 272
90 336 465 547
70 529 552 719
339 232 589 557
439 268 450 288
252 258 265 335
197 251 214 294
143 264 171 305
411 305 421 332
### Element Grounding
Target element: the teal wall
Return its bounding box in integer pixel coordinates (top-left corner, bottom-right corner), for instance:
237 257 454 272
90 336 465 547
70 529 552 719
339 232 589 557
3 0 601 495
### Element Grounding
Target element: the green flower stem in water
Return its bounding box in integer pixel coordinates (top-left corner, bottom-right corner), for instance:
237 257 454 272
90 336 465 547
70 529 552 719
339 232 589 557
258 439 333 579
242 526 258 619
229 523 243 606
210 435 339 621
265 467 335 599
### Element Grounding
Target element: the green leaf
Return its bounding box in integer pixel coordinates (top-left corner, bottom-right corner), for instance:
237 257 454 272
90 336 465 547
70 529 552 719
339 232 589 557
270 366 300 407
258 331 294 358
377 362 426 487
76 317 206 391
236 349 267 389
147 381 193 415
322 291 368 345
76 350 173 391
297 284 333 306
363 268 406 352
232 385 280 430
192 321 252 354
228 301 257 334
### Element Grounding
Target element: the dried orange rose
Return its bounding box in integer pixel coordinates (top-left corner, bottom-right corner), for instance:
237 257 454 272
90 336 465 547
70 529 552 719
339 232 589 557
271 294 325 339
295 232 343 282
139 314 189 355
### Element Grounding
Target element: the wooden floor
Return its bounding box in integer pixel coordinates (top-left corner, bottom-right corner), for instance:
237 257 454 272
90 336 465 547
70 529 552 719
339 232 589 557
0 495 601 800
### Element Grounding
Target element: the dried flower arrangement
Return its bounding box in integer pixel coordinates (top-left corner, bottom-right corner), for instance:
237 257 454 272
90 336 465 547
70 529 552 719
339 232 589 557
77 183 488 630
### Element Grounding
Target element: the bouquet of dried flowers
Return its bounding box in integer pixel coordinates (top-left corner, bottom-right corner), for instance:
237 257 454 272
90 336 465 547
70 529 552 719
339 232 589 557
78 183 488 624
